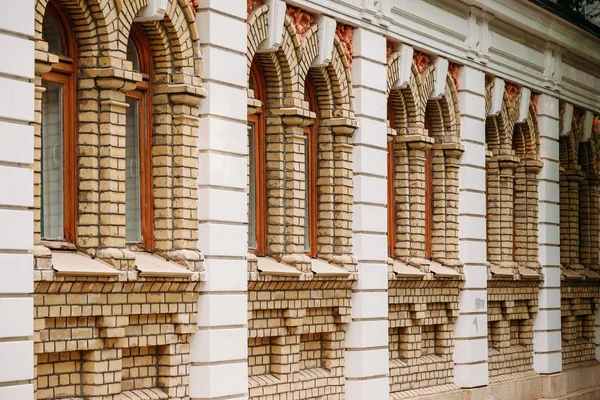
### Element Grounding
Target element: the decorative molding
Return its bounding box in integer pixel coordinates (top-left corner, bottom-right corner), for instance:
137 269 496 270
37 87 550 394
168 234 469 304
286 6 314 41
431 56 449 100
489 77 505 117
516 87 531 124
393 44 414 90
248 0 263 15
312 15 337 67
560 102 574 137
259 0 287 52
335 24 354 65
448 63 460 91
413 51 430 75
134 0 168 21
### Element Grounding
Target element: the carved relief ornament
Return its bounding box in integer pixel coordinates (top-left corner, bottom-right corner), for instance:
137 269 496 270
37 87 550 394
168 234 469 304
413 51 430 75
286 6 314 40
247 0 263 15
448 63 460 90
336 24 354 65
505 83 519 104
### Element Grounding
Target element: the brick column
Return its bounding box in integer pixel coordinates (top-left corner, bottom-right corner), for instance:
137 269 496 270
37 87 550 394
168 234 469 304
92 70 138 268
454 65 488 388
533 94 562 374
444 145 464 266
346 28 389 399
190 1 248 399
0 1 35 398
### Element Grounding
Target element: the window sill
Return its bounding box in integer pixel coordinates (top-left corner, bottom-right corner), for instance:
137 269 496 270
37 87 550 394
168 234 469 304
389 257 462 281
248 254 352 281
34 247 203 282
133 252 195 278
50 251 122 277
489 262 541 280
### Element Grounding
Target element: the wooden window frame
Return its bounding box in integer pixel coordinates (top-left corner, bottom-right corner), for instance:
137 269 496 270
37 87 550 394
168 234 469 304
248 60 267 256
387 102 396 258
424 115 433 260
305 75 319 259
126 24 154 251
41 0 78 244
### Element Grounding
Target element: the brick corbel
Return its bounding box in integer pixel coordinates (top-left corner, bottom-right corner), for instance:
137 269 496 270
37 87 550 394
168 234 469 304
441 143 464 160
167 83 206 106
524 159 543 175
320 117 358 136
494 154 520 171
397 132 435 150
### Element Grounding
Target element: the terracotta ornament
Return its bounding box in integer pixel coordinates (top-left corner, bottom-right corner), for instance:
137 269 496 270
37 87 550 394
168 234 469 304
386 39 395 57
286 6 314 40
336 24 354 65
247 0 263 15
448 63 460 90
190 0 199 17
413 51 430 75
505 83 519 104
530 93 539 116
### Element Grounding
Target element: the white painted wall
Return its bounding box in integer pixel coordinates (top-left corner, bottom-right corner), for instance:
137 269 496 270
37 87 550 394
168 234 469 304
347 27 390 400
0 0 35 398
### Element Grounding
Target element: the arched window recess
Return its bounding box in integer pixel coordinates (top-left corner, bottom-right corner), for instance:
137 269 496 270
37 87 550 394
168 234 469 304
40 0 78 245
125 24 154 251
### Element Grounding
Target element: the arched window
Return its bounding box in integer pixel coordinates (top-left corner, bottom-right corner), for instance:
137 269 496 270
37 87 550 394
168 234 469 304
41 0 77 242
248 60 267 255
125 25 153 250
304 75 318 258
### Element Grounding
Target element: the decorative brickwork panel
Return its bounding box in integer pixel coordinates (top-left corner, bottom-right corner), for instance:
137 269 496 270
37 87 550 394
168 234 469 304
487 281 538 380
34 277 199 399
247 280 352 400
388 279 460 395
561 284 600 368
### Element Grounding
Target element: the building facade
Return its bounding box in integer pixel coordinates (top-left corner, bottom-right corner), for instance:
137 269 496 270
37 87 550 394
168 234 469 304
0 0 599 399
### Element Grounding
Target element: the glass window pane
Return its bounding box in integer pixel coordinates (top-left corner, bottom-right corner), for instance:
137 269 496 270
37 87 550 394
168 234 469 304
126 97 142 242
127 37 141 72
248 122 257 249
41 81 64 239
304 136 310 254
42 13 63 56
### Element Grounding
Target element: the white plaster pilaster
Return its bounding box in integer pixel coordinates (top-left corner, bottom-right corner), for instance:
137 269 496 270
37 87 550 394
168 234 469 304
533 94 563 374
191 1 248 399
455 65 489 388
0 0 35 398
346 28 390 400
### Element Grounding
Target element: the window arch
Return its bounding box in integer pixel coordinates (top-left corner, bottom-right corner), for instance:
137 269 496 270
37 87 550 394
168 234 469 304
248 59 267 256
41 0 77 243
125 24 154 250
304 74 319 258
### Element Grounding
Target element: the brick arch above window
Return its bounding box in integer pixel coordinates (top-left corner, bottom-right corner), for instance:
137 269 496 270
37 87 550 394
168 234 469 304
386 58 463 272
485 85 542 277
